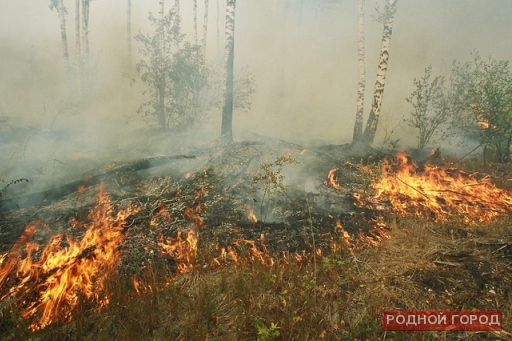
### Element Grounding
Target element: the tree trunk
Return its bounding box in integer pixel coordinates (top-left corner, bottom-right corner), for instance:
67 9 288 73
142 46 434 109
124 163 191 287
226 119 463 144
127 0 132 67
158 0 166 128
221 0 236 143
82 0 90 71
75 0 82 95
362 0 397 145
202 0 209 59
353 0 366 142
193 0 199 46
216 0 222 59
56 0 70 72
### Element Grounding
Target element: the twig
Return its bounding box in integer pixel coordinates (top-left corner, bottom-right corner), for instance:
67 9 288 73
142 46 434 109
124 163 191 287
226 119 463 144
458 141 484 162
396 177 431 201
304 188 317 282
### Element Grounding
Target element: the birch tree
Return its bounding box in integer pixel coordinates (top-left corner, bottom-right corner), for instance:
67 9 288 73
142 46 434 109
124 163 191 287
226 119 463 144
202 0 209 59
82 0 90 67
353 0 366 142
221 0 236 142
193 0 199 46
158 0 166 128
127 0 132 66
135 8 209 131
50 0 70 72
362 0 398 145
75 0 82 93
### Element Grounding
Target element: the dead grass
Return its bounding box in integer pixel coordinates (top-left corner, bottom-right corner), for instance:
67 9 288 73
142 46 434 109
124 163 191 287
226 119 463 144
1 157 512 341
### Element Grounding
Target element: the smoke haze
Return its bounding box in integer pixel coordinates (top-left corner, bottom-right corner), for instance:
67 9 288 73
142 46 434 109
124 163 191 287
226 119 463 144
1 0 511 195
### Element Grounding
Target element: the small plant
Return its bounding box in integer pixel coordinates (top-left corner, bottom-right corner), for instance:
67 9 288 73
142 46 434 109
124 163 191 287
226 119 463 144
250 156 299 224
252 316 280 341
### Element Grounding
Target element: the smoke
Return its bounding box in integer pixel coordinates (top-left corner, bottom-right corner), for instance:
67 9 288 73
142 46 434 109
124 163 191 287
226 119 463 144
1 0 512 198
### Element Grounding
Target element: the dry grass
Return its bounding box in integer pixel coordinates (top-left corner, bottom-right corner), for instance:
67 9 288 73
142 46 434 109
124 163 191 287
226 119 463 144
1 157 512 341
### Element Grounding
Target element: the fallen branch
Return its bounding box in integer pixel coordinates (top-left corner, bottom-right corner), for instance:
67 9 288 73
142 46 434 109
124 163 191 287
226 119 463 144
0 155 195 213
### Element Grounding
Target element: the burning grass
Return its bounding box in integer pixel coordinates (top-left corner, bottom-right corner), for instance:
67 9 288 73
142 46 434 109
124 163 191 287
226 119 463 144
0 185 140 331
368 151 512 224
1 144 512 340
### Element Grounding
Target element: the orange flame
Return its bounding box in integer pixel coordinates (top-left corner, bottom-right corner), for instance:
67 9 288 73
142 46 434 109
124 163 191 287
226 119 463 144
373 152 512 223
158 229 198 274
0 185 138 331
325 167 342 190
150 202 172 228
335 220 354 248
183 205 205 228
248 209 257 223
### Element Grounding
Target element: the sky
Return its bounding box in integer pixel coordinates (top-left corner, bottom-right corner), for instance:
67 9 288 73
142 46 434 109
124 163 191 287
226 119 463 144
0 0 511 184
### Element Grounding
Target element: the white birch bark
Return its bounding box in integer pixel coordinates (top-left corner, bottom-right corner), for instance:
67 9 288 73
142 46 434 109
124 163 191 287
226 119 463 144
202 0 209 59
221 0 236 142
56 0 70 72
127 0 132 66
193 0 199 45
362 0 398 144
353 0 366 142
75 0 82 94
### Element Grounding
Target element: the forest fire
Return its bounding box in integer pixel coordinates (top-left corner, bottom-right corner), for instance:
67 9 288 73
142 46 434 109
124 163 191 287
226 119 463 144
325 167 342 190
0 185 139 331
372 152 512 223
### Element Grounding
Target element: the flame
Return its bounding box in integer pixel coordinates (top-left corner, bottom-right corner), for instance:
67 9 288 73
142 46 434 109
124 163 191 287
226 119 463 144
248 209 257 223
335 220 354 248
194 186 207 200
183 205 205 228
0 185 138 330
373 151 512 223
325 167 342 190
158 229 198 274
150 202 172 228
213 234 274 267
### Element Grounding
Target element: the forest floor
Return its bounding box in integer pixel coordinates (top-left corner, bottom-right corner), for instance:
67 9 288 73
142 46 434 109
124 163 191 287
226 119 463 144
0 138 511 340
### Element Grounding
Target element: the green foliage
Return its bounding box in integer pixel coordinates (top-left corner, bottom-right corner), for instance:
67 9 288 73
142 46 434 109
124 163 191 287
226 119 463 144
252 316 281 341
406 65 450 149
133 10 255 132
135 10 209 131
450 52 512 162
208 64 256 113
250 156 300 223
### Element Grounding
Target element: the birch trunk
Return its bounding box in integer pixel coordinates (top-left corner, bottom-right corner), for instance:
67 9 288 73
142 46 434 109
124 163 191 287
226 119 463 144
362 0 397 145
56 0 70 72
82 0 90 67
353 0 365 142
75 0 82 94
127 0 132 66
202 0 209 59
221 0 236 142
193 0 199 46
158 0 166 128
